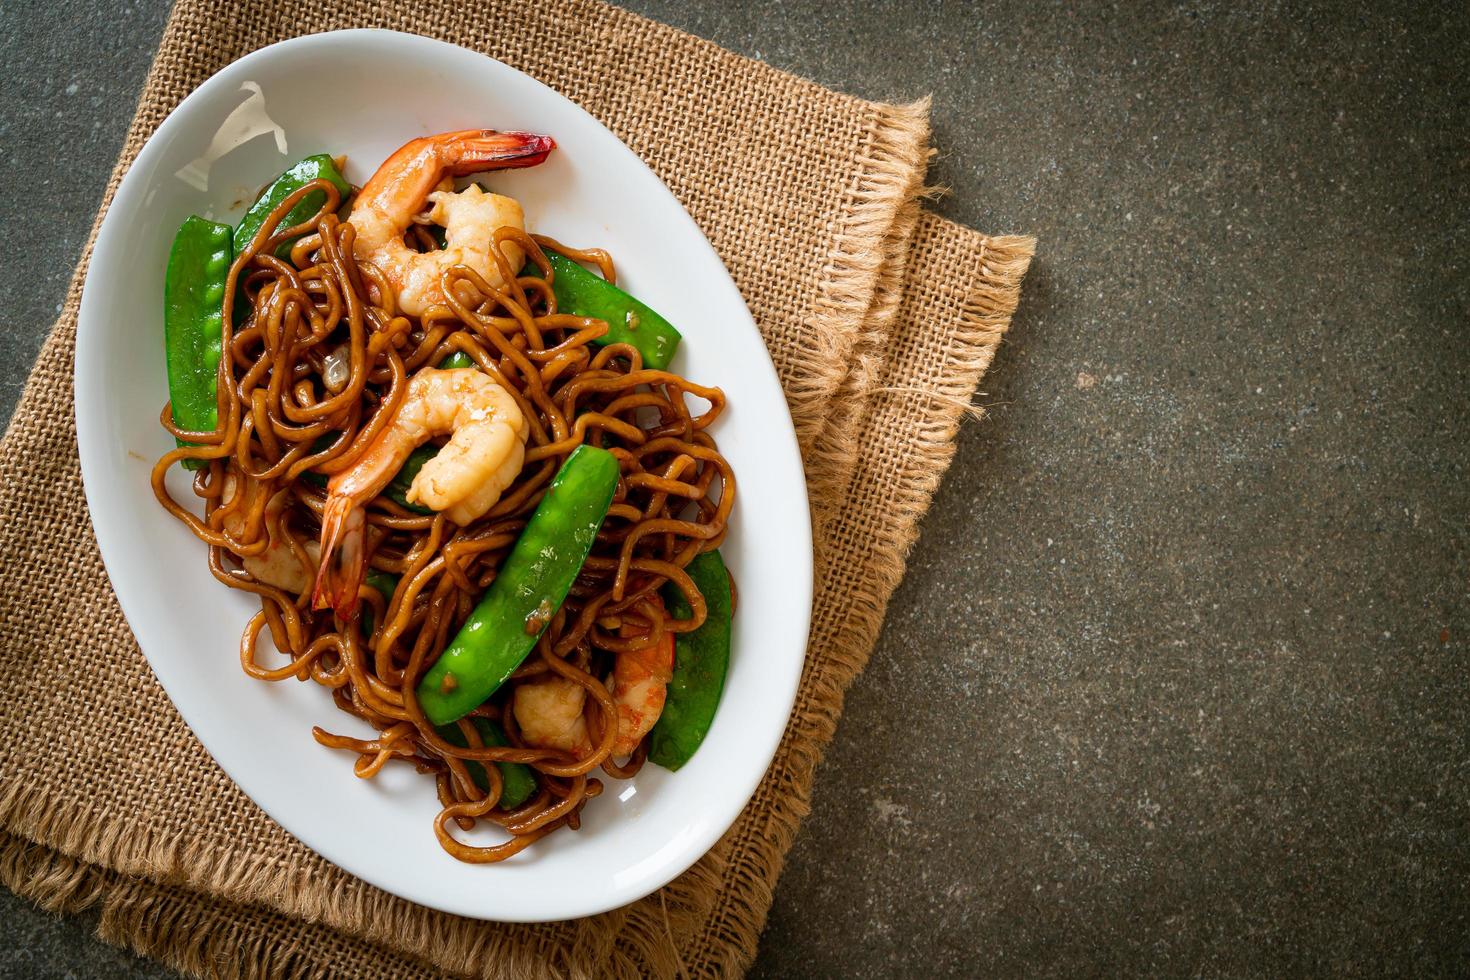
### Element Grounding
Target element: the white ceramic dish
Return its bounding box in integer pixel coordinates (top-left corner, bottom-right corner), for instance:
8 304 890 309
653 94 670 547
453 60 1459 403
75 29 811 922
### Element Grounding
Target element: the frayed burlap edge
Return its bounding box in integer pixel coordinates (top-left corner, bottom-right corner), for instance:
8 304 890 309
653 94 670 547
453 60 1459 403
806 173 930 578
0 834 318 980
679 224 1036 977
0 831 437 980
784 98 931 457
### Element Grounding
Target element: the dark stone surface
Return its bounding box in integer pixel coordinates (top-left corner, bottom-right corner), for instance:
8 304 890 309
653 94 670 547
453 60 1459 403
2 0 1467 977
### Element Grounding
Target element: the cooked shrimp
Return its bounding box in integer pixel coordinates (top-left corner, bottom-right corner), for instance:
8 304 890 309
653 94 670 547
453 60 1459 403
349 129 555 316
609 603 676 758
513 676 591 759
312 367 528 617
515 608 676 760
221 474 318 595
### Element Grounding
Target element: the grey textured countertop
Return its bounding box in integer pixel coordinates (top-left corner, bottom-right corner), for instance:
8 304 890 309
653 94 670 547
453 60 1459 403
3 1 1467 976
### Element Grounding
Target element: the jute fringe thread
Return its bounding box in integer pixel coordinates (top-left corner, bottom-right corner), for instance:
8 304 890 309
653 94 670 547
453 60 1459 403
0 831 437 980
785 99 931 458
680 221 1036 975
806 173 929 575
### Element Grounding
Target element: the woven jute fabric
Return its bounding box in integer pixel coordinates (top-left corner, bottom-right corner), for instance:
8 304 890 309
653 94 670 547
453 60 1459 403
0 1 1034 977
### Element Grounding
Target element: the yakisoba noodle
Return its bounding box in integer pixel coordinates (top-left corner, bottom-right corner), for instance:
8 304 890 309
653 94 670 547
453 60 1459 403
151 160 733 861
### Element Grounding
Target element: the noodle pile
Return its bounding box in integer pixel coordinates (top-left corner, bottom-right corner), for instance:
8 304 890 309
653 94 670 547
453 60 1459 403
151 178 734 861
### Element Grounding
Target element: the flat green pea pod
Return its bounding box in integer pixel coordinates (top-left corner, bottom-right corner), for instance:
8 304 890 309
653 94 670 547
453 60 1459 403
437 351 475 370
235 154 351 258
417 444 621 725
164 215 232 471
539 251 681 370
435 717 537 809
648 550 733 770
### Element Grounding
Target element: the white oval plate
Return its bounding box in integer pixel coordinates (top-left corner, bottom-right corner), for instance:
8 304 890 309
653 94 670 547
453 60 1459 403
76 29 811 922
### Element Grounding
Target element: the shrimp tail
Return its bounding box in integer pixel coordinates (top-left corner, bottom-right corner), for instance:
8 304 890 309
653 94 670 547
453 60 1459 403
312 495 367 620
443 130 556 174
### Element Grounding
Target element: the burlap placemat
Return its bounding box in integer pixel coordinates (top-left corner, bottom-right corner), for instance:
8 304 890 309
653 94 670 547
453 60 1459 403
0 1 1034 977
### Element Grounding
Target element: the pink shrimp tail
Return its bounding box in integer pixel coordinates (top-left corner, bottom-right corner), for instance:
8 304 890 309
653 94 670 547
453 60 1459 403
442 130 556 174
312 495 367 621
354 129 557 230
